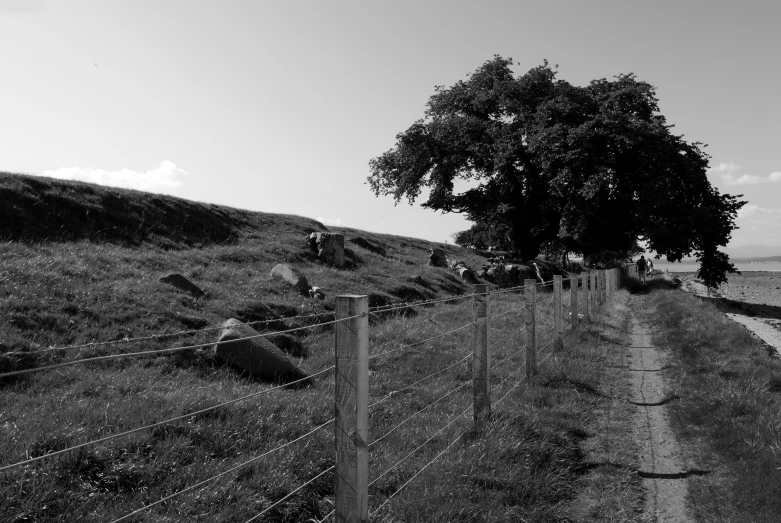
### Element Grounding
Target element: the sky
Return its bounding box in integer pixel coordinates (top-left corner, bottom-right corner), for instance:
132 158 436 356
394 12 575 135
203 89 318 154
1 0 779 252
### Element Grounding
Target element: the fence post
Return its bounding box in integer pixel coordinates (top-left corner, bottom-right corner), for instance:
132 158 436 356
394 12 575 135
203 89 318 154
601 270 607 304
472 284 491 429
585 271 592 321
553 275 563 351
570 274 579 329
335 295 369 523
525 279 538 377
595 270 600 305
590 271 597 310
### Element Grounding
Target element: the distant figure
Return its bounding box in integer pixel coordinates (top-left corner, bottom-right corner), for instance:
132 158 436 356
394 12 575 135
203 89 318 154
647 258 654 274
637 255 647 285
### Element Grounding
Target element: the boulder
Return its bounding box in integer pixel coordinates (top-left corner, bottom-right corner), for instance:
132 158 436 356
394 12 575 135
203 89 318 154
270 264 310 295
213 319 307 383
307 232 345 267
457 266 478 283
267 334 308 358
159 273 205 298
428 248 448 267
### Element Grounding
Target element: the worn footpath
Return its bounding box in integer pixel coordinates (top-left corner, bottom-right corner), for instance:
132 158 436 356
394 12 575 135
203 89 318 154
627 295 694 523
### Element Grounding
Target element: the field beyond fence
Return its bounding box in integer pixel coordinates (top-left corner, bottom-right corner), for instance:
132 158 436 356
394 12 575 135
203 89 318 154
1 268 626 522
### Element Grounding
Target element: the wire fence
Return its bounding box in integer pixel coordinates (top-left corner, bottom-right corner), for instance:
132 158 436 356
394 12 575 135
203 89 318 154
0 269 623 522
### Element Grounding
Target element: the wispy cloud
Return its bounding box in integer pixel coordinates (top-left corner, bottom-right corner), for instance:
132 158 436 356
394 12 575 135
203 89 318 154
707 162 781 186
317 216 343 226
737 204 781 220
39 161 188 194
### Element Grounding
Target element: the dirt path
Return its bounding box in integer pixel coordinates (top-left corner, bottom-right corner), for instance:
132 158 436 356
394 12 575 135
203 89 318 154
627 304 694 523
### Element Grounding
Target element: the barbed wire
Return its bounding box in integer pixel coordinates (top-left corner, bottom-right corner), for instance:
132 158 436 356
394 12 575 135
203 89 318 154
369 380 471 449
107 418 335 523
0 315 362 380
243 465 335 523
368 321 474 361
0 365 334 474
488 284 525 295
491 305 525 320
369 353 470 410
490 325 526 348
369 402 473 516
368 292 479 315
3 310 337 357
6 280 552 359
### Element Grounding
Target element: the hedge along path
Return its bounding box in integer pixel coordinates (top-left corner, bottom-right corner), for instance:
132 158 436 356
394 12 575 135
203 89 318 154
626 299 694 523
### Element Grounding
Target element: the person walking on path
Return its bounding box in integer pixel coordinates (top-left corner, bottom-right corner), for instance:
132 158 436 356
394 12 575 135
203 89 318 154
637 255 648 285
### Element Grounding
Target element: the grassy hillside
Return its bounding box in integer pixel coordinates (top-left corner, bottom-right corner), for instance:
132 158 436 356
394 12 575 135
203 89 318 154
0 172 494 358
0 173 642 522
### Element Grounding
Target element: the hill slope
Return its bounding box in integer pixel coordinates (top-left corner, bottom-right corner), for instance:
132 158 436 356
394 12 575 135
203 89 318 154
0 172 493 354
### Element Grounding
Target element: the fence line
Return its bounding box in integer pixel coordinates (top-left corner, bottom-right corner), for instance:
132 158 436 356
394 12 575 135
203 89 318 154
1 267 626 522
368 353 470 410
0 315 369 380
367 320 473 361
0 365 335 473
108 418 335 523
7 310 339 356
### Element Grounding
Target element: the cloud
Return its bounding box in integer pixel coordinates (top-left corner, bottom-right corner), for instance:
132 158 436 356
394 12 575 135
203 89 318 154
737 204 781 220
40 161 187 194
708 162 741 174
708 162 781 186
316 216 343 226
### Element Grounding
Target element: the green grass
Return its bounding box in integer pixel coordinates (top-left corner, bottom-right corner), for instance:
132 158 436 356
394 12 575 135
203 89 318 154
1 172 644 521
642 283 781 522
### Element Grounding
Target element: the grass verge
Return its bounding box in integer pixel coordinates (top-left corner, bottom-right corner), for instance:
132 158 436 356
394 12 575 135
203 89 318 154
643 283 781 522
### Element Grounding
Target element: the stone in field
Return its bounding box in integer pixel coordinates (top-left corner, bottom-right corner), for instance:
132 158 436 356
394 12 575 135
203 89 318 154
214 318 308 383
159 273 205 298
307 232 345 267
458 266 478 283
270 264 310 295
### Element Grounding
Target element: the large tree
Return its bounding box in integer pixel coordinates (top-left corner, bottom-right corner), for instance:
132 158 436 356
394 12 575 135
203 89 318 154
368 56 744 286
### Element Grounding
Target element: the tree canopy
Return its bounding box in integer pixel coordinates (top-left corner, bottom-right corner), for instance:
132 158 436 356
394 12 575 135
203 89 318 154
368 56 744 286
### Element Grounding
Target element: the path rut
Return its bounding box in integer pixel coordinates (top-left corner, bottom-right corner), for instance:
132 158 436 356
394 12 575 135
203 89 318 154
627 302 694 523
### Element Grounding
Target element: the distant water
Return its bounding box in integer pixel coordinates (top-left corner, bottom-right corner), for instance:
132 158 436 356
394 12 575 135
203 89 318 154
653 261 781 273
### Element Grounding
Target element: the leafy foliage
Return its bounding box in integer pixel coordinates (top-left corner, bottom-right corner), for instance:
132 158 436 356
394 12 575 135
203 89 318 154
368 56 744 286
451 222 511 250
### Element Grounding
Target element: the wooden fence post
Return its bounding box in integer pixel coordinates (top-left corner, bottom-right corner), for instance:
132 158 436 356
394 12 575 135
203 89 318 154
590 271 597 310
585 271 592 322
525 279 538 377
570 274 579 329
597 270 605 307
472 284 491 428
601 270 607 304
553 275 563 351
335 295 369 523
